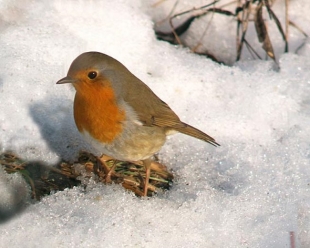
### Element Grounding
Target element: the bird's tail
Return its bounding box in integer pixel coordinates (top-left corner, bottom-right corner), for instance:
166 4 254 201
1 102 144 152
176 122 220 147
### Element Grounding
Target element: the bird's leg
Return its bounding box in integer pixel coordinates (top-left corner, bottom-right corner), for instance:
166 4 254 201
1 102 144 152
142 158 152 196
96 155 117 183
105 160 117 183
131 159 173 181
130 159 167 172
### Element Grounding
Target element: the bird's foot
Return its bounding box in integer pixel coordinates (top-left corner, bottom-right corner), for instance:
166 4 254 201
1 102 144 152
137 158 173 197
95 155 118 183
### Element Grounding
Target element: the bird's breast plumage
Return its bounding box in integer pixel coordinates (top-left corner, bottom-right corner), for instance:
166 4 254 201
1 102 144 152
73 80 125 143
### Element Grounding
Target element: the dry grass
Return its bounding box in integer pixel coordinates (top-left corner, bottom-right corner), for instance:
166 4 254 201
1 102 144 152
0 151 174 200
154 0 308 65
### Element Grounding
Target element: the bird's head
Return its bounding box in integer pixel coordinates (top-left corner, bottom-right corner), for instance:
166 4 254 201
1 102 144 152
56 52 130 95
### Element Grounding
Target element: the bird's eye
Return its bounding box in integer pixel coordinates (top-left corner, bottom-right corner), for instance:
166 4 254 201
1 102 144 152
88 71 97 79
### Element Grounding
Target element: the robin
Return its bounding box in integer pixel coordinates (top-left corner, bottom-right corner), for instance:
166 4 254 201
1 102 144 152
57 52 219 196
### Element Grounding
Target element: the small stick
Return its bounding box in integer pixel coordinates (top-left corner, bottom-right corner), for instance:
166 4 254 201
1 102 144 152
289 231 295 248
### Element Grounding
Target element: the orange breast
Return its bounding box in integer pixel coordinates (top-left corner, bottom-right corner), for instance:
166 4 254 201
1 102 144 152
73 79 125 143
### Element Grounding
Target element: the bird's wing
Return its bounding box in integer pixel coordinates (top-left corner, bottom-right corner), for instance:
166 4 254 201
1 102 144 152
122 77 219 147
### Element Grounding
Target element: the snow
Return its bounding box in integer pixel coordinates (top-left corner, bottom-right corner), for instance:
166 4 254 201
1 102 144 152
0 0 310 247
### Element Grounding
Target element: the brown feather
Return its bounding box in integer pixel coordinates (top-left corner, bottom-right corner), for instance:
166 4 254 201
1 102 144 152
121 75 219 147
153 117 219 146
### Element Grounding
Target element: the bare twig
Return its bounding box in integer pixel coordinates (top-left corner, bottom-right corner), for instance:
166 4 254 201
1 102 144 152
289 231 295 248
155 0 307 65
244 39 263 59
236 1 252 61
285 0 289 44
289 20 309 38
265 2 288 52
169 0 220 45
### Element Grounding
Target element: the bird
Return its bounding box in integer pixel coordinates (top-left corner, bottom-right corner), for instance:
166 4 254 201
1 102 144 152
57 51 219 196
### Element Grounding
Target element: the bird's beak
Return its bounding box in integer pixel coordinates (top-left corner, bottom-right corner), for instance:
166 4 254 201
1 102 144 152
56 76 75 84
